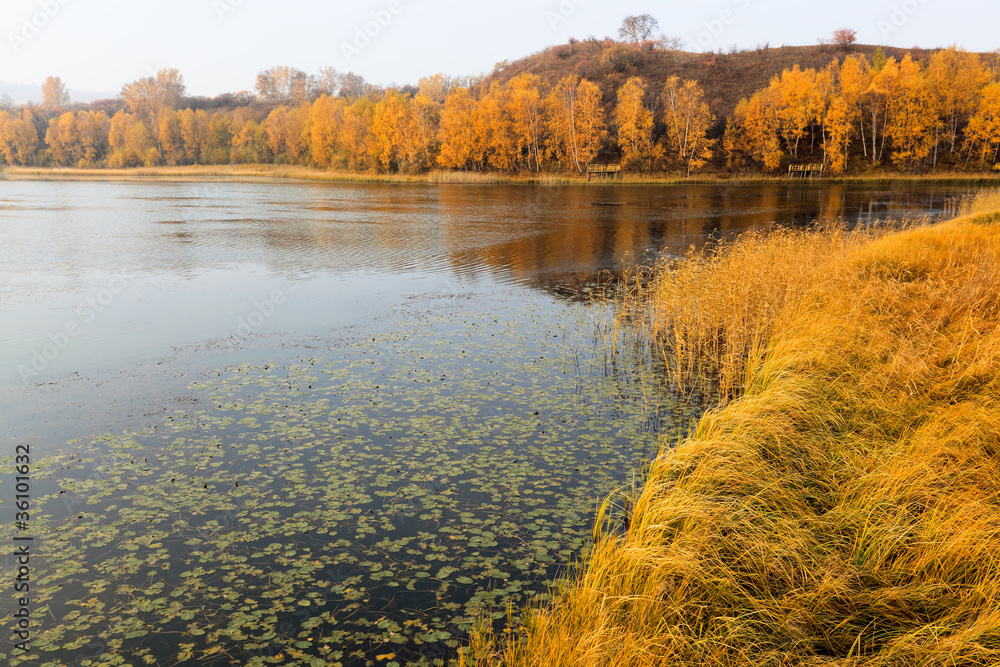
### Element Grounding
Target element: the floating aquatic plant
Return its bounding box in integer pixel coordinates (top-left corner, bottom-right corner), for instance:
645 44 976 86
0 305 699 667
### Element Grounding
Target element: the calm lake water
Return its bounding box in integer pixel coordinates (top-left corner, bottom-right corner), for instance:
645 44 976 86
0 179 978 666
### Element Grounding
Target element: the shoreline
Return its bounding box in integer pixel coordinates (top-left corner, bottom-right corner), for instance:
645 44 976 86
4 165 1000 187
471 191 1000 666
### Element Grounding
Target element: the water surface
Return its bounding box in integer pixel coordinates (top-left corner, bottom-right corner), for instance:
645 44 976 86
0 179 977 666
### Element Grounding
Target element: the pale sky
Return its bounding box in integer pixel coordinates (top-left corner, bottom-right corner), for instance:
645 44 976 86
0 0 996 98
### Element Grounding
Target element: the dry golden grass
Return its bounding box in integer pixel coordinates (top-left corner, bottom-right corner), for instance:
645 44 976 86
466 190 1000 666
5 165 1000 187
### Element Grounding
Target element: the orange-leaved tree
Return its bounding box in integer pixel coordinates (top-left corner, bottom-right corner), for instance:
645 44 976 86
884 54 938 168
45 111 81 166
926 46 989 165
615 77 660 172
544 75 606 173
438 87 486 171
964 81 1000 169
662 76 715 176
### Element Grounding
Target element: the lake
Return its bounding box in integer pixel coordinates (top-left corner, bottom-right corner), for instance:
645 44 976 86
0 179 978 666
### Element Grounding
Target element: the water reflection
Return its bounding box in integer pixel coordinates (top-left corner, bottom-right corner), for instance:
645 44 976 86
0 179 977 388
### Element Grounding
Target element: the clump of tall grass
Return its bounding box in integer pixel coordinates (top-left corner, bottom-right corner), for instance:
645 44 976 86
466 191 1000 666
615 222 898 402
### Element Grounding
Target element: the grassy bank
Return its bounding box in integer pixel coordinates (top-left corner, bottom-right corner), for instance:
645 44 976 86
467 191 1000 665
3 164 1000 187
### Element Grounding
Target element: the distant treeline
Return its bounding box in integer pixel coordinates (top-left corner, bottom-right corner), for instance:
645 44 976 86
2 47 999 175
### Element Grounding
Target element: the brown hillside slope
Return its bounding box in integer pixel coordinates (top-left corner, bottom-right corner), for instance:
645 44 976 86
487 42 999 124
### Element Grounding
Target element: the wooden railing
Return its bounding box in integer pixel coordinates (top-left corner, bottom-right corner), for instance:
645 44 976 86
788 163 825 178
587 164 622 180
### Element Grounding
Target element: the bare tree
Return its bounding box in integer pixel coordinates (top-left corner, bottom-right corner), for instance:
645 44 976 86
315 67 341 98
42 76 70 107
121 69 186 119
255 66 314 104
155 68 186 109
619 14 660 46
338 72 377 99
658 34 685 51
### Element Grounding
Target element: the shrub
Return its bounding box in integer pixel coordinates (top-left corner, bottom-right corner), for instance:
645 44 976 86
601 44 645 72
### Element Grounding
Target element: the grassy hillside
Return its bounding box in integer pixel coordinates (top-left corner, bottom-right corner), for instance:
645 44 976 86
466 191 1000 666
488 42 998 125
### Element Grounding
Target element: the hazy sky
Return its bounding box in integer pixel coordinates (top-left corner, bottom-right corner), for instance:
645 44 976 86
1 0 996 97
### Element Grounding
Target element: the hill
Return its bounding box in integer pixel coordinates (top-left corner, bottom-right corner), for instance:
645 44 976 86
486 41 995 124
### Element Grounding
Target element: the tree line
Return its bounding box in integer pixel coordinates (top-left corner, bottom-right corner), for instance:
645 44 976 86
1 46 998 175
725 47 1000 172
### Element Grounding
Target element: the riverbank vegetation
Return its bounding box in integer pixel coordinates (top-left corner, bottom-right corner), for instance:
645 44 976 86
5 164 1000 188
3 39 1000 178
465 189 1000 665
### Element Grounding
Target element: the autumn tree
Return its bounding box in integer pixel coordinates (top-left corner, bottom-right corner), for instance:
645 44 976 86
438 87 485 171
371 91 412 172
663 77 716 175
204 112 232 164
824 96 853 173
544 76 607 173
409 94 440 172
42 76 70 107
926 46 989 165
859 56 897 164
264 104 310 164
615 77 659 171
256 67 313 104
76 110 110 166
726 87 783 171
831 29 857 51
179 109 210 164
618 14 659 46
478 81 518 172
157 109 185 165
231 113 270 164
341 96 376 171
0 110 40 165
770 65 822 159
122 69 186 120
107 111 158 167
884 54 938 168
45 111 80 165
506 74 544 172
309 95 345 168
838 54 871 163
964 81 1000 169
418 73 453 104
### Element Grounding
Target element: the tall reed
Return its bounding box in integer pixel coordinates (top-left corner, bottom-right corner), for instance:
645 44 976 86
466 191 1000 667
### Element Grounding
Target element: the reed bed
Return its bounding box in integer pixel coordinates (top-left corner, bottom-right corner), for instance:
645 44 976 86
6 165 1000 187
465 190 1000 667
